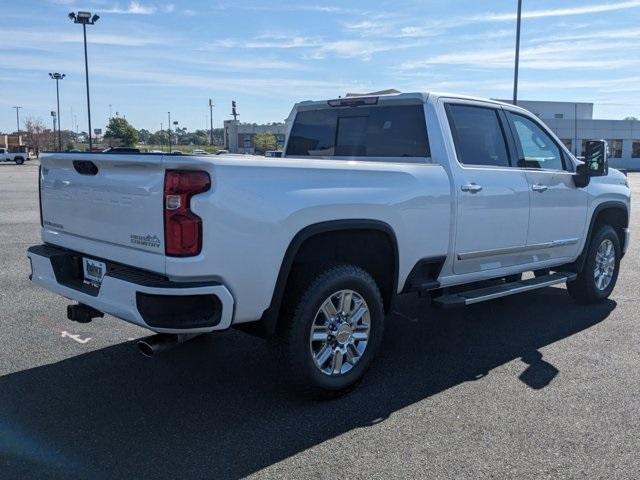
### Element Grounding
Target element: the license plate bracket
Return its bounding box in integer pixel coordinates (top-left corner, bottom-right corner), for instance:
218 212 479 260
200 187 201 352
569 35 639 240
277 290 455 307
82 257 106 287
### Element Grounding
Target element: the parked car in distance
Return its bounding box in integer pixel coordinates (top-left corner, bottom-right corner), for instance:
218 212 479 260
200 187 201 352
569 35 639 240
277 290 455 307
28 91 630 396
265 150 283 157
216 149 229 155
192 149 208 155
1 147 29 165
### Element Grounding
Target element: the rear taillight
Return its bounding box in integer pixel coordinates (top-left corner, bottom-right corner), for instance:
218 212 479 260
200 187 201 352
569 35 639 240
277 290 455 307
164 170 211 257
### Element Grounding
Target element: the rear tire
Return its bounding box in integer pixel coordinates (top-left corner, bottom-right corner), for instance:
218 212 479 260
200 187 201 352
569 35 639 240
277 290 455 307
273 264 385 397
567 225 620 303
15 157 24 165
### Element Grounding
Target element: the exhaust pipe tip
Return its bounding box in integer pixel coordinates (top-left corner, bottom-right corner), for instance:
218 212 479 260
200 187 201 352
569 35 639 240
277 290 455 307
137 339 156 358
136 333 201 358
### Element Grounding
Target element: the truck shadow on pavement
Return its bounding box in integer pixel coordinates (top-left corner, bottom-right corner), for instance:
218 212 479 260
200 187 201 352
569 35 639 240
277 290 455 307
0 287 615 479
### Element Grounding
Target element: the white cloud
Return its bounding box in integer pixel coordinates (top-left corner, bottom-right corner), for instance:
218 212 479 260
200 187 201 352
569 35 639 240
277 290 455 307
398 40 640 71
476 0 640 21
162 4 175 13
529 27 640 44
305 40 415 61
97 2 156 15
203 34 323 50
0 29 163 47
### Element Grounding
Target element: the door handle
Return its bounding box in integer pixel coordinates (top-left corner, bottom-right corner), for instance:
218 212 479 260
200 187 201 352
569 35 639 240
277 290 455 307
461 183 483 193
532 184 548 192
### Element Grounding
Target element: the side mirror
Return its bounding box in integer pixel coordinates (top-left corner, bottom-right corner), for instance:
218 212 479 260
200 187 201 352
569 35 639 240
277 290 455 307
584 140 608 177
574 140 608 188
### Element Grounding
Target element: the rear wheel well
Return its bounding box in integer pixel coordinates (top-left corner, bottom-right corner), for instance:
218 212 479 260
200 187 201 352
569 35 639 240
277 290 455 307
290 229 396 308
257 222 398 337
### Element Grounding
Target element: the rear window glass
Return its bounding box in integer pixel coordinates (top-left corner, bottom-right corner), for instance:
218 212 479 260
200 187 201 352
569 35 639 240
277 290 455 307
446 104 510 167
286 105 429 158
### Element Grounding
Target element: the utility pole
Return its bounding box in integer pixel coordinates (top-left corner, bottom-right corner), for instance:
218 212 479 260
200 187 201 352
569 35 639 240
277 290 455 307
167 111 171 153
512 0 523 105
209 98 214 146
13 106 22 137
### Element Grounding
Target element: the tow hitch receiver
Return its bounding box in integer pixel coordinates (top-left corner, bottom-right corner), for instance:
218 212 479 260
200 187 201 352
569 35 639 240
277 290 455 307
67 303 104 323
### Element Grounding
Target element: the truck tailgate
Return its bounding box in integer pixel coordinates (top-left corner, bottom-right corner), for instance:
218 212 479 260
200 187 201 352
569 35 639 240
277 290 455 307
40 153 166 274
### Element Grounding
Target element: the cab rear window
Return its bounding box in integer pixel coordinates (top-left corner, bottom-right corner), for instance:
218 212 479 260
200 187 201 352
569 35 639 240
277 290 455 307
286 105 430 158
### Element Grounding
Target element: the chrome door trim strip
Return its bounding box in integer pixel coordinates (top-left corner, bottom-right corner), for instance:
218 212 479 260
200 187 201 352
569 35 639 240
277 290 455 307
457 238 579 261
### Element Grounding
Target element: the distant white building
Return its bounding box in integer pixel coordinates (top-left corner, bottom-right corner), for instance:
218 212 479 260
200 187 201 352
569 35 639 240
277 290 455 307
223 120 287 154
499 99 640 170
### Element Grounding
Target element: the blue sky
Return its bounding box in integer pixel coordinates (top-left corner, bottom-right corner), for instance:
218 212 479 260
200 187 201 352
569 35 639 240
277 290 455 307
1 0 640 133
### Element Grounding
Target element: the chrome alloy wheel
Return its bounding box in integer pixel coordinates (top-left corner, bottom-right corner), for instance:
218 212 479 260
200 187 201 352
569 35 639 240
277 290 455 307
594 239 616 291
309 289 371 376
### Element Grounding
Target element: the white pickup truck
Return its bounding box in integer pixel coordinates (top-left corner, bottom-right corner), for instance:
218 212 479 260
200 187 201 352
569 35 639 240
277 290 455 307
1 147 28 165
28 92 630 395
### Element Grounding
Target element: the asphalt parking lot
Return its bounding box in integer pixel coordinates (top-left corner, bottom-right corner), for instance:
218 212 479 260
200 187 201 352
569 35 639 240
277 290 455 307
1 160 639 479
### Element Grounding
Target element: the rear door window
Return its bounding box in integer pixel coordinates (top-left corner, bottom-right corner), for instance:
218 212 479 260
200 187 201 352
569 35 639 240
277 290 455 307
286 105 429 158
445 104 511 168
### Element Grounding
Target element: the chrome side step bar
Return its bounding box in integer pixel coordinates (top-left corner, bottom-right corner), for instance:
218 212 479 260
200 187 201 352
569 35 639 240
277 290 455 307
433 272 577 309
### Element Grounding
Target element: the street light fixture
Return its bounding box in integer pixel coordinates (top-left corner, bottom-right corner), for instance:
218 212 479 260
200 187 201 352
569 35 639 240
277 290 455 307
49 73 66 151
69 11 99 151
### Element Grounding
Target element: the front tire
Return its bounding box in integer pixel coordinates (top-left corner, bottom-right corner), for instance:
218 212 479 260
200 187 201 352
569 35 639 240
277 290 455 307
274 264 385 397
567 225 620 303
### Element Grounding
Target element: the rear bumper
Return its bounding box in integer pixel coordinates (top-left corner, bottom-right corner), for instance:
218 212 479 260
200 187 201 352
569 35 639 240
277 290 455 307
27 244 234 334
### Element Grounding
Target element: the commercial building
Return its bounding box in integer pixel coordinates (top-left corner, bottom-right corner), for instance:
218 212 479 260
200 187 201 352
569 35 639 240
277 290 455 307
499 99 640 170
1 134 23 149
223 120 287 154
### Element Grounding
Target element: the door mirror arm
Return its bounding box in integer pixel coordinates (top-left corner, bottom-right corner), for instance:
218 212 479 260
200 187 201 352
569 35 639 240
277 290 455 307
573 163 590 188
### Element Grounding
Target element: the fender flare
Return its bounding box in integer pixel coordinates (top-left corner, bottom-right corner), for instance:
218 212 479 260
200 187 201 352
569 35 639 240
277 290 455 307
574 200 629 271
259 219 399 335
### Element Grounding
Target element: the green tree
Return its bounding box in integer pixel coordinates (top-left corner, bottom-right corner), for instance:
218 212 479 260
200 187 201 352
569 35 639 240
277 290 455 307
138 128 151 143
623 116 638 121
105 117 139 146
191 129 209 145
253 132 278 154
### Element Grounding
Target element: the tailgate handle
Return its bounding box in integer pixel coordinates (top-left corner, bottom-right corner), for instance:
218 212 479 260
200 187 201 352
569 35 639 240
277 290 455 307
73 160 99 176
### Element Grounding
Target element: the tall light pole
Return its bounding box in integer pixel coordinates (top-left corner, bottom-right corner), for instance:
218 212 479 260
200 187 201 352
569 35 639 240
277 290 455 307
69 11 99 151
208 98 214 146
512 0 523 105
49 73 65 151
173 120 179 145
167 111 171 153
51 111 57 145
13 106 22 137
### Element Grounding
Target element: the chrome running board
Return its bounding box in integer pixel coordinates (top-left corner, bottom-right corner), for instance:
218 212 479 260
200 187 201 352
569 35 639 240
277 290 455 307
433 272 577 309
